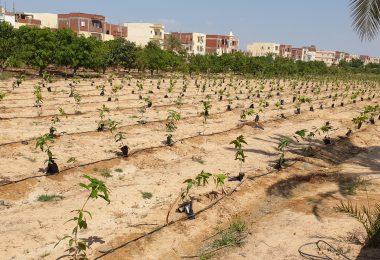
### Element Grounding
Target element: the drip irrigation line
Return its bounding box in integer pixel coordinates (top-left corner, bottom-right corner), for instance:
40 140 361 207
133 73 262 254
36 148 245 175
0 88 246 111
95 161 296 259
1 91 365 145
0 108 231 147
0 102 372 188
94 172 249 259
0 102 175 120
0 119 250 187
94 126 378 259
0 92 223 120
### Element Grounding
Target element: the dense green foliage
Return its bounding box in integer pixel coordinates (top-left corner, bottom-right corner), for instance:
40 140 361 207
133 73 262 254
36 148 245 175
1 22 380 76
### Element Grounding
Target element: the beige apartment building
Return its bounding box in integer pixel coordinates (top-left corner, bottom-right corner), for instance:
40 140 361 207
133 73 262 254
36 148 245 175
28 13 58 29
247 42 280 57
123 22 165 47
315 50 336 66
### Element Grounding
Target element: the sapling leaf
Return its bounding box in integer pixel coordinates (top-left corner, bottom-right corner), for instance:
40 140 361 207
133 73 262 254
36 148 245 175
184 179 194 191
214 173 228 189
195 171 212 186
278 137 290 152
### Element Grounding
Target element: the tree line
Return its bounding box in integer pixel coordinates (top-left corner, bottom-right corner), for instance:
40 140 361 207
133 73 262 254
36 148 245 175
1 22 379 76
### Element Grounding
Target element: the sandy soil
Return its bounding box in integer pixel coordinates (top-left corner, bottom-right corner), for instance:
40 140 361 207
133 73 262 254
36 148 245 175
0 75 379 259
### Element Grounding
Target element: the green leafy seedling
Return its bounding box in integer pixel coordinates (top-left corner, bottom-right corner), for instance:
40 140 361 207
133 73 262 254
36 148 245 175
55 175 110 259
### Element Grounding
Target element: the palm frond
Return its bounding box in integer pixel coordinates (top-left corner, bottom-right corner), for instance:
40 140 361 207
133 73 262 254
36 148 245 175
350 0 380 41
336 200 380 247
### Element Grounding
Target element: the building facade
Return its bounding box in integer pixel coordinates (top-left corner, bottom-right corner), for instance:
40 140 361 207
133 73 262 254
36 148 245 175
58 13 127 41
123 23 164 47
206 32 239 55
302 45 317 62
279 44 292 58
315 50 336 66
369 57 380 64
334 51 350 64
290 47 304 61
14 12 42 28
0 7 16 26
29 13 58 29
247 42 280 57
170 32 206 55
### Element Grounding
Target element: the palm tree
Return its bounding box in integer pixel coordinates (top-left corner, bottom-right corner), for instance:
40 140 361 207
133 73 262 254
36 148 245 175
350 0 380 41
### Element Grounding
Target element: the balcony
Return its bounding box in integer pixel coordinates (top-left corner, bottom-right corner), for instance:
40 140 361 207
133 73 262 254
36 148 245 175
90 20 103 33
17 18 41 26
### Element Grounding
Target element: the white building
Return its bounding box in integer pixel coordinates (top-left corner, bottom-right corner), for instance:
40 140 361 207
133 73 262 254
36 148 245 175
303 48 316 62
123 22 165 47
247 42 280 57
0 7 16 27
169 32 206 55
191 32 206 55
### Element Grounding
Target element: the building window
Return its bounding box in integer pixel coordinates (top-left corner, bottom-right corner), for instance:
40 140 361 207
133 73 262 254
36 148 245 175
81 21 85 27
92 21 102 29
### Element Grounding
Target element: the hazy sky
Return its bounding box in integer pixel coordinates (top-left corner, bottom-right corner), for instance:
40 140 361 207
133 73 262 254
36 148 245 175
5 0 380 56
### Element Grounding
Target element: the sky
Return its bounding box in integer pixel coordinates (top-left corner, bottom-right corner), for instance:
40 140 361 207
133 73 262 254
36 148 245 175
4 0 380 56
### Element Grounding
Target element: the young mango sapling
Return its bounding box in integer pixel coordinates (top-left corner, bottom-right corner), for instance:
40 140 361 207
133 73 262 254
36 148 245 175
240 108 255 122
12 74 26 90
275 100 285 118
230 135 247 180
165 110 181 146
115 132 129 157
96 105 110 131
0 91 6 100
294 129 316 155
49 116 60 138
137 101 147 125
364 105 379 124
42 72 53 92
275 137 290 170
55 175 110 259
319 121 334 145
34 83 43 116
353 108 369 129
201 100 211 135
36 133 59 175
96 84 106 96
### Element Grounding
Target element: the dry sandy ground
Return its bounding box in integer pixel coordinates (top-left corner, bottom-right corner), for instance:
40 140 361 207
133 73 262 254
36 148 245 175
0 75 379 260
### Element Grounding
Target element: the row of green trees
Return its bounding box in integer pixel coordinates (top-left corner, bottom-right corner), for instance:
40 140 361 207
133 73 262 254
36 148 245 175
1 21 380 76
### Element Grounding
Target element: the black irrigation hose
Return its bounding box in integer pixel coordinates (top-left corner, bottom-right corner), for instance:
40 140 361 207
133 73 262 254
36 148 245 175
0 92 367 147
0 89 227 110
0 108 232 147
298 240 351 260
95 171 249 259
95 122 377 259
0 100 372 188
95 157 297 259
0 101 176 120
3 88 220 112
0 118 252 187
